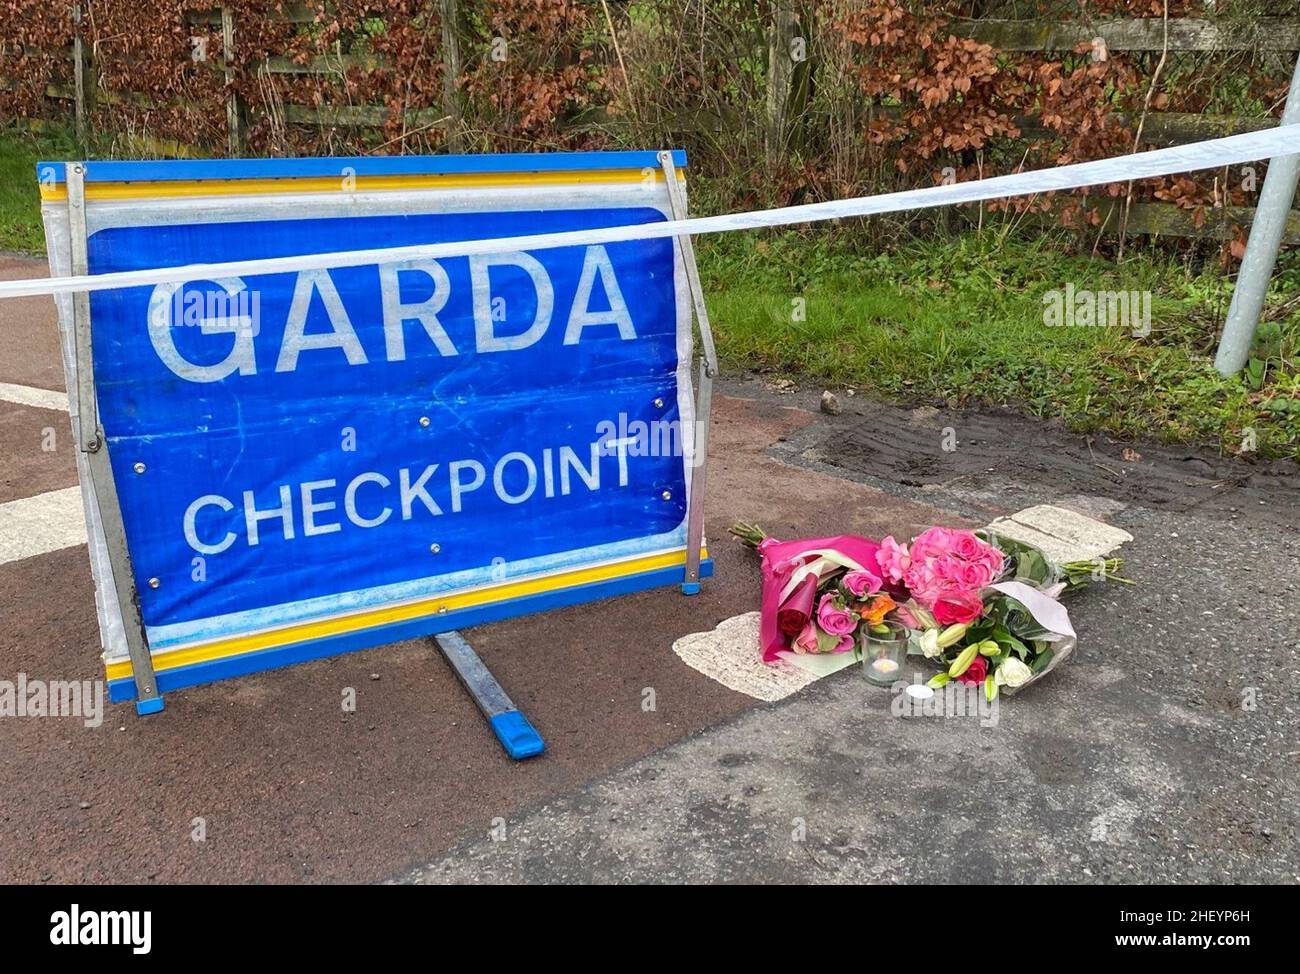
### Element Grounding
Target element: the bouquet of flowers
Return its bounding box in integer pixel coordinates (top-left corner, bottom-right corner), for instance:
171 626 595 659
732 521 1131 697
728 523 902 663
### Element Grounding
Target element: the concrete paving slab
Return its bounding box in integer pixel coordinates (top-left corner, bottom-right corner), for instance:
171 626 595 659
986 504 1133 564
672 612 818 702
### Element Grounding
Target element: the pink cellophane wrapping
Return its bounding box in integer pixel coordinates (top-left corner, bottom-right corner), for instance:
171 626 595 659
756 535 881 663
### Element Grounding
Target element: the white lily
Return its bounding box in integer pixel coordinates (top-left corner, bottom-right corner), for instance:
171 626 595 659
936 623 969 649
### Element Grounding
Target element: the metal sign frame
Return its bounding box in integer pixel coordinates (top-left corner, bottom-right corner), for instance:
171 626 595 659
66 163 163 715
659 151 718 596
50 150 715 714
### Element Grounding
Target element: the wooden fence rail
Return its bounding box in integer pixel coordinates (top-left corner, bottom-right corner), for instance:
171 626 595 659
4 9 1298 243
954 17 1300 52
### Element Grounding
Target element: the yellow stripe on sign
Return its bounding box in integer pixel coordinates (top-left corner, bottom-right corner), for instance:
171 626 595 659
40 168 681 202
105 547 708 681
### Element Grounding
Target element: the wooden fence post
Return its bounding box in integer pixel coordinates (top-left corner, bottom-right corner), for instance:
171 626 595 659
766 0 799 166
439 0 463 152
72 3 86 142
221 6 241 156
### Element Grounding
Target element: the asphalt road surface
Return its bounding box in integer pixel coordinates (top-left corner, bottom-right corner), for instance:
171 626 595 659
3 254 1297 884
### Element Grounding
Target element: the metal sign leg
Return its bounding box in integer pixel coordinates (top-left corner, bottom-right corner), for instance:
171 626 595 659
433 631 544 760
682 362 712 595
658 151 717 596
67 162 164 716
85 443 164 715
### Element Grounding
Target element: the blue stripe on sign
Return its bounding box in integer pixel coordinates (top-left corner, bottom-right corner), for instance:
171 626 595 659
36 150 688 185
106 558 714 703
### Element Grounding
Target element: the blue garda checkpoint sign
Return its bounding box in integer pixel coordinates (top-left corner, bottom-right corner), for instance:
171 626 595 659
38 151 712 703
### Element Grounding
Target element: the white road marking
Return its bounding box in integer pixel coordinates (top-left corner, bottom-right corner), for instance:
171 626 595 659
0 487 87 566
0 381 69 412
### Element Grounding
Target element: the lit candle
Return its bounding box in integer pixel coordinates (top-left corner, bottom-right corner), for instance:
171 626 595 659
871 657 899 675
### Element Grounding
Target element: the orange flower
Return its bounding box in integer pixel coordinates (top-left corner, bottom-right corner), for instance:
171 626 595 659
858 593 897 626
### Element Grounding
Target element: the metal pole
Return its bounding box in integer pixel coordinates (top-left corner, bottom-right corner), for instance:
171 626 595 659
433 631 543 760
1214 52 1300 376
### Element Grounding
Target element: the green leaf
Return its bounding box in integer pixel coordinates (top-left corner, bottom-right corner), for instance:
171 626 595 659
1246 358 1266 390
815 625 844 654
1014 548 1052 585
1029 647 1055 674
993 625 1030 656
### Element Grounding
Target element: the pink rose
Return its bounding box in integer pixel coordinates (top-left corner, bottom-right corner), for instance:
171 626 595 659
932 590 984 625
957 560 989 588
816 593 857 636
906 561 949 605
934 554 965 582
792 622 819 654
979 545 1006 580
905 539 935 567
843 569 882 598
875 536 911 584
900 526 1007 615
953 532 985 560
792 621 853 655
910 526 960 559
956 654 988 686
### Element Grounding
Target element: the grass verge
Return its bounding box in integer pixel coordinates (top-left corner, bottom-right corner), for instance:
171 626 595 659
698 230 1300 461
0 125 82 253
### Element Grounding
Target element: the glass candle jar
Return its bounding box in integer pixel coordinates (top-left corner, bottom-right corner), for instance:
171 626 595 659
860 619 909 687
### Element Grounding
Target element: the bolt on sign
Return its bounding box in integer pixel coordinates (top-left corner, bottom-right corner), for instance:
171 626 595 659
38 151 714 712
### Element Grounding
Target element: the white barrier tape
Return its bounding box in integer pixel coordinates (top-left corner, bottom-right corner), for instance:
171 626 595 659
4 124 1298 301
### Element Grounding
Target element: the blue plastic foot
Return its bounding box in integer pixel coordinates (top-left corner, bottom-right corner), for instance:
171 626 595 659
488 710 545 760
135 695 165 716
681 581 702 596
